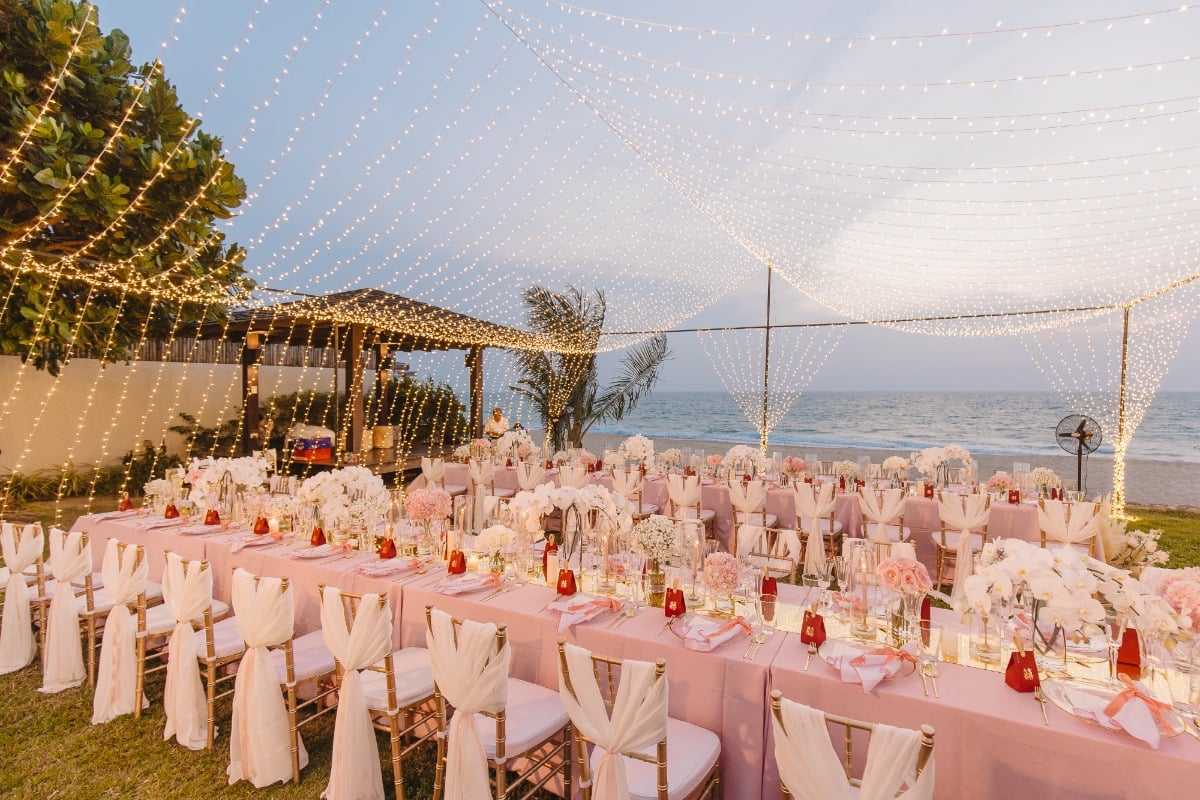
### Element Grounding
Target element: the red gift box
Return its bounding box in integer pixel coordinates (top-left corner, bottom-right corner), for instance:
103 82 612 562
310 525 326 547
762 576 778 596
1005 650 1040 693
447 550 466 574
118 494 133 512
542 541 558 576
379 537 397 560
253 517 270 535
1008 489 1021 505
556 569 577 596
1117 627 1141 677
164 502 179 519
203 509 221 526
923 483 934 499
664 587 686 618
800 611 827 647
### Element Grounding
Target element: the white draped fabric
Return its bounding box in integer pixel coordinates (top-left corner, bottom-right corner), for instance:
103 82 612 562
468 459 499 533
728 479 767 518
736 525 802 565
667 474 701 515
0 522 42 675
558 465 589 489
610 468 643 502
794 484 837 576
426 607 509 800
227 570 306 787
558 642 668 800
91 539 148 724
40 527 89 692
161 553 213 750
937 493 990 600
772 697 934 800
319 588 392 800
1038 500 1104 556
516 460 546 491
858 489 907 543
421 457 446 485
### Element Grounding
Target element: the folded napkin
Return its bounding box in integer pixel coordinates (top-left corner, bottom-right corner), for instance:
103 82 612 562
357 558 423 578
1065 676 1176 748
434 572 502 596
676 615 752 652
92 509 141 521
290 543 351 560
826 641 919 693
548 595 621 633
136 518 185 531
228 533 275 554
178 524 223 536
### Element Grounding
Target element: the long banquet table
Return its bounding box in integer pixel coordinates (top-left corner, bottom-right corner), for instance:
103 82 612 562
74 512 1199 800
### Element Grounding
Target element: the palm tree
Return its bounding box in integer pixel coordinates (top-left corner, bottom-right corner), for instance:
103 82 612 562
511 286 670 452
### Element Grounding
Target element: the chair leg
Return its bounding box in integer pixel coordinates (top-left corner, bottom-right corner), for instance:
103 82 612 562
86 616 97 687
561 723 572 800
576 733 592 800
432 695 447 800
287 684 301 783
495 757 507 799
134 634 146 719
389 712 403 800
205 661 217 749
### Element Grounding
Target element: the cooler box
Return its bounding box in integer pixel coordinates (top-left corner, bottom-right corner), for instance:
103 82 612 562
287 425 335 463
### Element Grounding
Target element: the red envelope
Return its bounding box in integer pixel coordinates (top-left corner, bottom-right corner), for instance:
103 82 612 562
1005 650 1040 693
556 569 577 596
761 576 778 597
204 509 221 526
447 550 466 574
1008 489 1020 505
664 587 686 618
800 611 827 647
164 502 180 519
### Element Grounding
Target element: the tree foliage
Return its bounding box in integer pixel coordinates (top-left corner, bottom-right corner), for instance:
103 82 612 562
0 0 249 374
511 285 670 451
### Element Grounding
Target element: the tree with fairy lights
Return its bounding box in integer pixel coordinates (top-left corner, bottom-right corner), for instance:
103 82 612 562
511 285 670 453
0 0 250 375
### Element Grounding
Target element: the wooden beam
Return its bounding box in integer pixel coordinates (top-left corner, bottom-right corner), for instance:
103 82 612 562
468 345 484 439
345 323 366 457
240 333 261 455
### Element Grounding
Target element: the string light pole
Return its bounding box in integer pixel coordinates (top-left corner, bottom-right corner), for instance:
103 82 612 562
761 259 773 455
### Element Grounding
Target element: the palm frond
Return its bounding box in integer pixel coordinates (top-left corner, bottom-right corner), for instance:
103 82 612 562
590 334 671 426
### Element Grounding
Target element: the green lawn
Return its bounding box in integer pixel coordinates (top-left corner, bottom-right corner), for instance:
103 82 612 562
1 498 1195 798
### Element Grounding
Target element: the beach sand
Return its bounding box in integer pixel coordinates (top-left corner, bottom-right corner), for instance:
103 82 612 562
578 433 1200 511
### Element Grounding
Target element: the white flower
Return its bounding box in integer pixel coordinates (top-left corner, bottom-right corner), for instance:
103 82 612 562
477 524 517 555
1029 467 1061 488
619 435 655 463
833 460 860 481
143 479 172 499
495 428 532 457
631 515 678 563
882 456 909 472
723 444 766 473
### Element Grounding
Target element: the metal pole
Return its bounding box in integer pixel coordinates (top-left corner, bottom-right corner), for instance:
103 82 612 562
761 260 773 454
1113 306 1131 514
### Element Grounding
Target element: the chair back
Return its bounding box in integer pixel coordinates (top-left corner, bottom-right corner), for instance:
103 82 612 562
743 528 798 580
421 457 447 488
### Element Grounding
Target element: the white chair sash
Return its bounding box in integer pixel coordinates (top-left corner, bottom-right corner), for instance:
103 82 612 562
559 465 589 489
426 607 510 800
227 570 305 787
1039 500 1102 551
937 493 989 600
610 468 643 501
516 460 546 491
728 479 766 515
40 527 89 692
319 588 392 800
0 522 42 675
162 553 213 750
421 457 446 485
91 538 148 724
795 484 837 575
772 698 934 800
667 474 701 514
858 488 906 542
558 642 668 800
468 459 497 532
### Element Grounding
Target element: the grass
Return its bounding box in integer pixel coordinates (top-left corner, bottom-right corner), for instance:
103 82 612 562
1 497 1195 797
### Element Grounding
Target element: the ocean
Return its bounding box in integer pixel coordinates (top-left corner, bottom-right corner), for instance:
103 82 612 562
589 391 1200 464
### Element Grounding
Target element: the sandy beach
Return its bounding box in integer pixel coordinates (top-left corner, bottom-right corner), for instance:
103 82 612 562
579 433 1200 511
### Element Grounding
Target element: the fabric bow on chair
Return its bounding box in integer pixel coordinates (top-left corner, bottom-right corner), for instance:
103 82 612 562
772 697 934 800
858 488 906 544
515 460 546 491
937 493 989 601
794 483 837 576
40 527 89 692
91 539 148 724
421 457 446 486
162 553 213 750
426 608 510 800
0 522 43 675
319 587 393 800
667 474 701 515
557 642 668 799
227 571 305 787
611 467 642 502
1039 499 1103 557
558 465 589 489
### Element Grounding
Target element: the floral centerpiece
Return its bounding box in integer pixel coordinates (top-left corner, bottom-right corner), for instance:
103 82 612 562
495 428 532 458
882 456 909 476
477 524 517 571
471 438 492 459
600 450 624 468
986 472 1015 492
1097 500 1168 577
660 448 683 469
404 486 452 522
833 460 860 482
702 551 741 609
910 445 972 479
706 454 724 468
1160 568 1200 634
452 443 472 461
724 444 766 474
516 442 533 460
1029 467 1062 489
619 435 655 464
631 514 677 606
783 456 807 475
185 455 271 506
296 466 390 530
143 478 172 502
876 557 933 596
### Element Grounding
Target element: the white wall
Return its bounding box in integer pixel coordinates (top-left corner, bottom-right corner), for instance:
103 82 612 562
0 355 337 473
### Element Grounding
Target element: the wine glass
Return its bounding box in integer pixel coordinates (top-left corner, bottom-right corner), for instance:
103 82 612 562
817 561 834 609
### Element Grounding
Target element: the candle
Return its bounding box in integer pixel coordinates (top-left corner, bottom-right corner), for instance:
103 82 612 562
268 517 280 535
546 552 560 587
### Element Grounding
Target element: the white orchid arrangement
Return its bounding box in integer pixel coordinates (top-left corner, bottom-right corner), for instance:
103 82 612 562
185 456 271 503
507 483 632 537
1029 467 1062 488
631 514 678 563
619 434 655 463
494 428 532 458
1097 500 1169 577
962 538 1180 642
476 524 517 555
723 444 766 473
296 466 388 528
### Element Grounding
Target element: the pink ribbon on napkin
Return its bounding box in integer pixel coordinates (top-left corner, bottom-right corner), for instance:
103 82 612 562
435 572 502 595
357 557 423 577
680 616 752 652
844 644 919 693
1102 674 1177 747
552 596 621 633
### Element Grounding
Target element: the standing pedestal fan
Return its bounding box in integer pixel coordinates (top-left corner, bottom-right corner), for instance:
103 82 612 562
1055 415 1102 494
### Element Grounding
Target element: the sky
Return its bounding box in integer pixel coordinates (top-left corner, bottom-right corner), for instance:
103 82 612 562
88 0 1200 395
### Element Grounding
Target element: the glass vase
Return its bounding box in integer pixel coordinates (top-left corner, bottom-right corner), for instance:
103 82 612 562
647 559 666 608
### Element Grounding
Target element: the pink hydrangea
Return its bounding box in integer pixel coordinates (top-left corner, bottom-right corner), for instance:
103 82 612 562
706 454 724 467
784 456 806 474
1160 567 1200 633
405 487 452 522
516 442 533 458
986 472 1015 492
702 551 741 595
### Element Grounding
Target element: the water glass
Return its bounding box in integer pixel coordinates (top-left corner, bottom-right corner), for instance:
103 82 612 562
918 621 942 667
756 592 777 635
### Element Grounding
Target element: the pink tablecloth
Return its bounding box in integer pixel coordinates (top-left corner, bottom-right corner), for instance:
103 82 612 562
901 496 1039 576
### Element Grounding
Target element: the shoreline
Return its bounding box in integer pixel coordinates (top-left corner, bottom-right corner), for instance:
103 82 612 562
574 432 1200 511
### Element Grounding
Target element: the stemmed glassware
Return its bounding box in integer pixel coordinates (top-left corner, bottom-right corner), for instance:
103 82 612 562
1105 611 1128 686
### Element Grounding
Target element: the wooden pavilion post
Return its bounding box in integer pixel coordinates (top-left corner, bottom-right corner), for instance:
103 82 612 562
240 332 261 455
344 323 366 458
467 345 484 439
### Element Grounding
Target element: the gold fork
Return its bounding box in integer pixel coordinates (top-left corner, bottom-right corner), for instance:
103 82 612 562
1034 686 1050 725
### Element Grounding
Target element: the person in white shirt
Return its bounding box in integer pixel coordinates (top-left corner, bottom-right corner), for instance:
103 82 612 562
484 407 510 439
